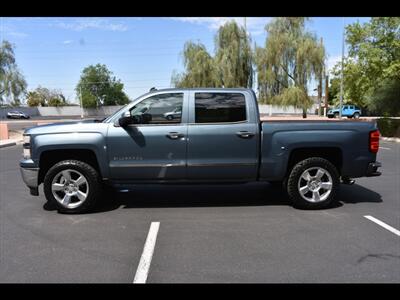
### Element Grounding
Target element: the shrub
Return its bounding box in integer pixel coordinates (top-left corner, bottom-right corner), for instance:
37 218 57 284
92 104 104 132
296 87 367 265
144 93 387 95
376 117 400 137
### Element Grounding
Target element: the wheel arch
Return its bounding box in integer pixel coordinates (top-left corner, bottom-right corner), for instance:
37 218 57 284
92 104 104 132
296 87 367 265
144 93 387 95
38 149 103 185
286 147 343 177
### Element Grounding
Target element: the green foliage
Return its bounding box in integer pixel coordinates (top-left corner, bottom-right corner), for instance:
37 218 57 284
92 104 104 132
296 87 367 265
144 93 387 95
171 42 219 88
0 41 27 105
330 17 400 115
376 117 400 137
365 78 400 116
172 20 253 89
214 21 253 88
255 17 325 116
76 64 129 108
27 86 67 107
271 86 313 110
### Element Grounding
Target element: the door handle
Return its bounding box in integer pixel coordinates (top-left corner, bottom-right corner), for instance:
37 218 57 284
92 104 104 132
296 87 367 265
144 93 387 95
236 131 255 139
166 132 184 139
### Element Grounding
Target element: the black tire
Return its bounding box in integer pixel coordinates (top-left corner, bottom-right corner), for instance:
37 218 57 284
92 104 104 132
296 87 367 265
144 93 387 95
334 112 339 119
166 115 174 121
44 160 102 214
353 112 360 119
287 157 340 210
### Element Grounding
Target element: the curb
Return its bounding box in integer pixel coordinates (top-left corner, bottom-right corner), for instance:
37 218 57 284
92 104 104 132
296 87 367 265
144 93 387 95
0 139 22 149
381 137 400 143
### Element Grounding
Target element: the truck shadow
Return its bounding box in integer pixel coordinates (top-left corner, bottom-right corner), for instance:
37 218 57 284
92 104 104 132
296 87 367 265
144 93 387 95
87 182 382 213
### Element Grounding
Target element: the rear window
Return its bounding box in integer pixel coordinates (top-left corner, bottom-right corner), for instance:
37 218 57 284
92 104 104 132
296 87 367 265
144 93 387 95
194 93 246 123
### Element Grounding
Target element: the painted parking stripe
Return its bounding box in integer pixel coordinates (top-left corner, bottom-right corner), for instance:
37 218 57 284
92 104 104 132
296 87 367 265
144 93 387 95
133 222 160 284
364 215 400 237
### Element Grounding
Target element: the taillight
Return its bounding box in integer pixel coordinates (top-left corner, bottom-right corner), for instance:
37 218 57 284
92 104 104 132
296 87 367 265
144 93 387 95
369 130 380 153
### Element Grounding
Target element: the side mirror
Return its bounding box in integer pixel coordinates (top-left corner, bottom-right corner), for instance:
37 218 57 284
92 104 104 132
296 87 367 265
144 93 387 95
118 111 133 127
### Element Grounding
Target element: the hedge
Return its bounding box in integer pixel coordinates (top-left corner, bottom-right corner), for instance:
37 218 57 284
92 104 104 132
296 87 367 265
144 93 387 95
376 117 400 137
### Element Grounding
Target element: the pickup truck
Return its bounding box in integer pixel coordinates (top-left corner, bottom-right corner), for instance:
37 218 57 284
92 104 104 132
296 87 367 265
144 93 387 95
20 88 382 213
327 105 362 119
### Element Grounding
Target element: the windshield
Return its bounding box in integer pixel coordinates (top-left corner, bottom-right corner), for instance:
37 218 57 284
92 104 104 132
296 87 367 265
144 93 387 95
102 92 153 123
102 104 129 123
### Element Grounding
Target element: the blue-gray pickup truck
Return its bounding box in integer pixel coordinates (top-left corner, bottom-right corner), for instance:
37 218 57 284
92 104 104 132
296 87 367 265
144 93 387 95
20 88 382 213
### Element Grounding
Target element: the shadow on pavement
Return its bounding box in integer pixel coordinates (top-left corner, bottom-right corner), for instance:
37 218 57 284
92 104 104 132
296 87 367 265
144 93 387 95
81 182 382 214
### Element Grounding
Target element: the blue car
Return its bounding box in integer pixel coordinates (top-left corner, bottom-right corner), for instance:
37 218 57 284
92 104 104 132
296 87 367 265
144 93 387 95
327 105 362 119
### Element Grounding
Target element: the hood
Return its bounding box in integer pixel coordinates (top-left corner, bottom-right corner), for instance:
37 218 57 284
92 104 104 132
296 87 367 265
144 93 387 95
24 119 109 136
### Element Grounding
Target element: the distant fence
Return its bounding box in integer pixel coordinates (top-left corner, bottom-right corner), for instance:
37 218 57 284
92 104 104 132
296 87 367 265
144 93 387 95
1 104 319 118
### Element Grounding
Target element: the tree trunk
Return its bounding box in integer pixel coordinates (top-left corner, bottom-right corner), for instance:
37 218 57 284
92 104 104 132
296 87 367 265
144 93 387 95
302 108 307 118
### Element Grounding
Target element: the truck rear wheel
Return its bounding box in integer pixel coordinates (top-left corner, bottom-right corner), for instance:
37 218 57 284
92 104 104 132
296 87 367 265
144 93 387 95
287 157 340 209
44 160 102 214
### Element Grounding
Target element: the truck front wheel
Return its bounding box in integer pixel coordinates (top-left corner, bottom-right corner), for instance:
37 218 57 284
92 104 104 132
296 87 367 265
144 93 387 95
287 157 340 209
44 160 102 214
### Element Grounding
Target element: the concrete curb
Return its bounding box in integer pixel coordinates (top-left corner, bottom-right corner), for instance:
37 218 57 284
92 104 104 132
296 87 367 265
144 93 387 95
381 137 400 143
0 139 23 149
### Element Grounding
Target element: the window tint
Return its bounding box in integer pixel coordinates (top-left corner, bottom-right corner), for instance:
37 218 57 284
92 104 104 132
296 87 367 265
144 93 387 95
343 106 348 109
129 93 183 124
195 93 246 123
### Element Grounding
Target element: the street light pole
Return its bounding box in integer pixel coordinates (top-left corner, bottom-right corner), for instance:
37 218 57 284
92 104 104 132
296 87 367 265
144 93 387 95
339 17 345 118
79 86 84 119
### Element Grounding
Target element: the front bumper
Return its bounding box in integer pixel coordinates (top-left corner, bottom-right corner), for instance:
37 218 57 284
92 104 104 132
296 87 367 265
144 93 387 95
20 167 39 195
366 161 382 177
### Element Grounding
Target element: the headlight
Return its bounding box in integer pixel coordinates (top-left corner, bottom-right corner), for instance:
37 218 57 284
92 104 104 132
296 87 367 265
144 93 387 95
23 135 30 144
23 135 31 159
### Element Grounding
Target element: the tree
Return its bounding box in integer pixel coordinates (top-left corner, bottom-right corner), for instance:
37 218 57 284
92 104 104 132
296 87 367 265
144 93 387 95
172 20 253 89
26 86 67 107
76 64 129 108
0 41 27 106
255 17 325 117
171 41 219 88
214 21 253 88
330 17 400 116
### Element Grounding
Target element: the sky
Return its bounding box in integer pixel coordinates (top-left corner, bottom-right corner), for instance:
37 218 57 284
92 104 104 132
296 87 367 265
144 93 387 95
0 17 370 104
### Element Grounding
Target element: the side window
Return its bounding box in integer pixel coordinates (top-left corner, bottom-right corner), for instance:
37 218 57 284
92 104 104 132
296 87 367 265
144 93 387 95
350 106 354 110
343 105 348 110
194 93 246 123
129 93 183 124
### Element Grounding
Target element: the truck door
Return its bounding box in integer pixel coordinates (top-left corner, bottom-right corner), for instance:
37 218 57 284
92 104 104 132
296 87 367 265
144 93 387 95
186 91 258 181
107 92 188 180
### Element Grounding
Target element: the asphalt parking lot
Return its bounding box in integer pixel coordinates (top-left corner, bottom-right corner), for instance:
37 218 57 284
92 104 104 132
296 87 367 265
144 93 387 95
0 142 399 283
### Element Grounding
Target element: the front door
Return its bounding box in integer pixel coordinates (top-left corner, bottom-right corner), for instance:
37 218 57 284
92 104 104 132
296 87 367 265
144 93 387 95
107 92 188 181
186 91 258 181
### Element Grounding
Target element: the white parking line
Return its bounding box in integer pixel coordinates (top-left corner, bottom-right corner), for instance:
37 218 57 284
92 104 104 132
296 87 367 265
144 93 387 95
133 222 160 284
379 146 391 150
364 215 400 237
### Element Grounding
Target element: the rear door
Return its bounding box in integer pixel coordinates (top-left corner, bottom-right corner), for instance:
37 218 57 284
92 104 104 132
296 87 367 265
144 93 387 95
186 91 258 181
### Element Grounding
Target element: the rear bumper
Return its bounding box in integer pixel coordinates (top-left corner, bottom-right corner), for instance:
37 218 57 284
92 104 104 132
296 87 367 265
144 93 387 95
366 161 382 177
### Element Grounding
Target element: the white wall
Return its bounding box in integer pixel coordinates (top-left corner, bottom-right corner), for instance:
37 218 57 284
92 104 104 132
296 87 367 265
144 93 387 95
1 104 319 119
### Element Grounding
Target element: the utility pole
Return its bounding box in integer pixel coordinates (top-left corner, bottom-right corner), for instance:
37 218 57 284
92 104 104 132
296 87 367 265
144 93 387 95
79 86 84 119
325 75 329 116
318 37 323 117
339 17 345 118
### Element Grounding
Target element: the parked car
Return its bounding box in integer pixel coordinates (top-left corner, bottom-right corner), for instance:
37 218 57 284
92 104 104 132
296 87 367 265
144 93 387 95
163 106 182 120
7 111 30 119
20 88 381 213
327 105 362 119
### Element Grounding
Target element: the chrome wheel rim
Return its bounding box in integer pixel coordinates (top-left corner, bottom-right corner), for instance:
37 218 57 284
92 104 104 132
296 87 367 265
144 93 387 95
297 167 333 203
51 169 89 209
